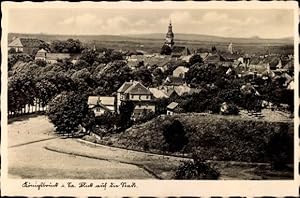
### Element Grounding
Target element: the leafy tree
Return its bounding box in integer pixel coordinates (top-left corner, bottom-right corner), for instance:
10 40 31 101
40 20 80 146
133 67 153 87
8 54 33 71
71 68 91 80
162 119 188 152
155 98 170 115
266 124 293 170
35 79 58 107
8 48 16 54
50 39 82 53
117 101 135 130
160 44 172 55
8 74 36 113
189 54 203 66
80 49 98 65
95 111 118 130
47 91 91 136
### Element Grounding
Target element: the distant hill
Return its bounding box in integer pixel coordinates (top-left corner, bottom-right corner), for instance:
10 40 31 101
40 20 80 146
125 33 293 44
8 32 293 45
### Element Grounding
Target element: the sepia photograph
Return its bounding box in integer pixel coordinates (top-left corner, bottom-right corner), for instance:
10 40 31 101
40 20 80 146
1 1 299 197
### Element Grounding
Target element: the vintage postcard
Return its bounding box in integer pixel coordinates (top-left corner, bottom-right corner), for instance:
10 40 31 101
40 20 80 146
1 1 299 197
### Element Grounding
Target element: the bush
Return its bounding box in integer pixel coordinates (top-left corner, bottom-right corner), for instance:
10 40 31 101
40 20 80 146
174 159 220 179
162 119 188 152
266 124 293 170
34 59 47 67
134 111 156 125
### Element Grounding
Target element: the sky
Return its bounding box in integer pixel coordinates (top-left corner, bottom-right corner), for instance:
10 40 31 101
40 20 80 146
7 8 295 39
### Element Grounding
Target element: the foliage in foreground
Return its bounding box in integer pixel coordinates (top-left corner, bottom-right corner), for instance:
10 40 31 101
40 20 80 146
266 123 294 170
174 154 220 179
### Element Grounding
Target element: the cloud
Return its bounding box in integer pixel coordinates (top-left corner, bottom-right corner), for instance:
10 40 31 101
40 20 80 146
59 14 99 26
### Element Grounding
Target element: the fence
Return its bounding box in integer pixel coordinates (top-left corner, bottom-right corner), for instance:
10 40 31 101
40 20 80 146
8 98 48 118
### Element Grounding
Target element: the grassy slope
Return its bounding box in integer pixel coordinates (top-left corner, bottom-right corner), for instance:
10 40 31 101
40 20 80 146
109 113 293 163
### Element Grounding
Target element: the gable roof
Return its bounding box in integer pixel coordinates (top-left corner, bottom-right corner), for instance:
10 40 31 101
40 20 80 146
88 96 115 111
124 82 152 95
117 82 134 93
167 102 179 110
149 88 168 99
9 37 45 48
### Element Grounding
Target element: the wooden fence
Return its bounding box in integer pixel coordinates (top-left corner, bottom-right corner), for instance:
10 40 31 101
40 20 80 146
8 98 48 118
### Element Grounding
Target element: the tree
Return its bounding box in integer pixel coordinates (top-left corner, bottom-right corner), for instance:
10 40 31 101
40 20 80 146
189 54 203 66
80 49 98 65
162 119 188 152
47 92 91 136
160 44 172 55
266 124 293 170
8 48 16 54
35 79 58 107
117 101 135 130
8 74 36 113
50 39 82 53
95 111 118 131
133 67 153 87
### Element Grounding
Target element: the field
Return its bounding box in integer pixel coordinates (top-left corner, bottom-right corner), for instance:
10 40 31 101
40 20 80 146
8 33 294 55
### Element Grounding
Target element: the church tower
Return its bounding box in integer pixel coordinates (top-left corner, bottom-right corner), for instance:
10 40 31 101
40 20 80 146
165 20 174 47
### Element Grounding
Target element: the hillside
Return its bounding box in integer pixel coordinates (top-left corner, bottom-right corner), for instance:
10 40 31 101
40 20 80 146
106 113 293 163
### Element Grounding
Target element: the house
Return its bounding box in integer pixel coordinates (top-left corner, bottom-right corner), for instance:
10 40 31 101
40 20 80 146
8 37 46 55
163 76 185 86
172 66 189 78
117 81 155 117
166 102 180 115
35 49 71 64
88 96 116 117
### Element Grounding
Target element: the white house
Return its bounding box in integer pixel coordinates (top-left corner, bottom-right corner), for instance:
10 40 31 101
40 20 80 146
88 96 115 117
167 102 179 115
117 81 155 117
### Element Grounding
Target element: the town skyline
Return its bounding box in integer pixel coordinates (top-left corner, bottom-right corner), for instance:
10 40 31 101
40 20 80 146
8 8 294 39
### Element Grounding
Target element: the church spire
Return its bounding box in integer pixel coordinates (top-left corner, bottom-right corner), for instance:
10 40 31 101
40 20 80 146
165 20 174 47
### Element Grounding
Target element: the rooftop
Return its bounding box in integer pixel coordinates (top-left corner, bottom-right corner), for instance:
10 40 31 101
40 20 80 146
167 102 179 110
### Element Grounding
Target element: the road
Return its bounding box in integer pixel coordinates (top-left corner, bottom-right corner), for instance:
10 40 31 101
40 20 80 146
8 116 155 179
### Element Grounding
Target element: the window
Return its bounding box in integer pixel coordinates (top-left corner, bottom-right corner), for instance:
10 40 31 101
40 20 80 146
146 95 149 99
131 95 134 99
138 104 141 107
139 95 142 100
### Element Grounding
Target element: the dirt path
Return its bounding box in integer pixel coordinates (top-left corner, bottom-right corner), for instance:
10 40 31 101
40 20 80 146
8 115 155 179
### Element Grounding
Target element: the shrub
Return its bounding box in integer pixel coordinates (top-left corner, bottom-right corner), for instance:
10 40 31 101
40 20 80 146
162 119 188 152
174 159 220 180
34 59 47 67
134 111 156 125
266 124 293 170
